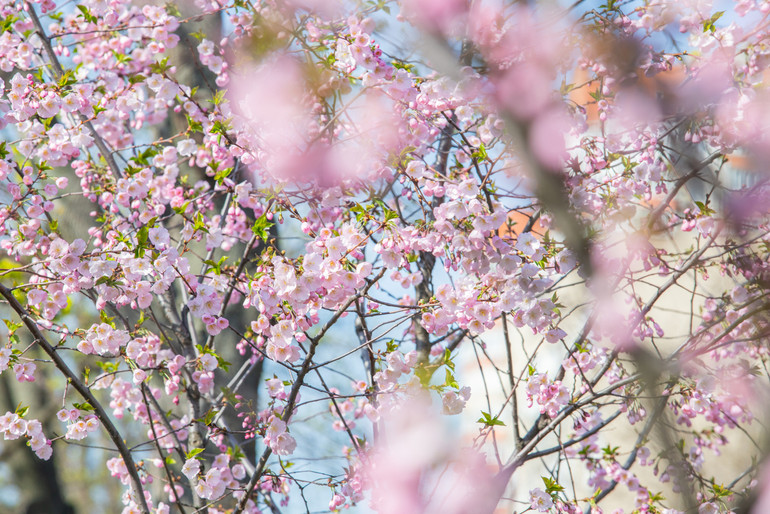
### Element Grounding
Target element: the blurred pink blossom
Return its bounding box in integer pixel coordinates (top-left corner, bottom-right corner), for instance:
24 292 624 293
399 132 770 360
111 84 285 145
400 0 467 32
529 106 570 171
365 395 509 514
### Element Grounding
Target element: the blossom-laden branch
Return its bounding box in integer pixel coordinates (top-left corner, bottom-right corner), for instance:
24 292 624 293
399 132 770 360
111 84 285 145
0 283 150 514
234 268 385 513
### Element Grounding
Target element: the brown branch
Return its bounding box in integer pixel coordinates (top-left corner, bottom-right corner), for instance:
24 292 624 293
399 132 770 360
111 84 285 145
141 386 188 514
0 283 150 514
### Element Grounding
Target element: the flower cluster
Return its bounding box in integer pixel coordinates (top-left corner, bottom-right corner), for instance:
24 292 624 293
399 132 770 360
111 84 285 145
0 412 51 460
526 373 570 418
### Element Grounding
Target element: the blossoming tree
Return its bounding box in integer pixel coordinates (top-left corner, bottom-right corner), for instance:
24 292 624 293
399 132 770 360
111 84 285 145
1 0 770 512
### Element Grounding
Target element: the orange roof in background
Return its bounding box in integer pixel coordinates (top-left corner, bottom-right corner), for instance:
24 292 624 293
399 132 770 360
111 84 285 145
725 153 753 171
569 68 600 122
498 210 545 240
569 65 686 124
637 64 685 95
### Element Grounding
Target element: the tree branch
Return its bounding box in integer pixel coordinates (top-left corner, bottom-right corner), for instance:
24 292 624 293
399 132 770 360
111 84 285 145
0 283 150 514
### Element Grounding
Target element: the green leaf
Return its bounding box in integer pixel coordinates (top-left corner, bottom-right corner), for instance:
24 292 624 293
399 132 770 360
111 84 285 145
473 143 488 161
210 120 231 138
648 490 665 502
542 476 565 494
73 402 95 412
134 146 158 166
214 166 233 185
252 213 274 240
703 11 724 33
227 445 245 461
164 2 181 16
94 276 119 287
186 448 204 460
711 481 732 498
204 256 228 275
694 200 715 216
99 311 116 327
187 116 203 133
202 408 217 425
58 70 77 88
391 60 414 72
444 369 458 389
173 201 191 215
76 5 98 23
443 348 455 371
135 226 149 257
95 361 119 373
193 212 209 233
128 74 146 85
477 411 505 427
414 362 436 386
350 204 367 223
3 319 22 332
211 89 226 106
215 355 231 372
1 14 17 34
151 57 170 74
